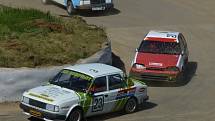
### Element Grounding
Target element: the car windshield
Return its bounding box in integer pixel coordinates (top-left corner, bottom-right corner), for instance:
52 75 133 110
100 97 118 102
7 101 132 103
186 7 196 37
138 40 181 55
50 69 92 92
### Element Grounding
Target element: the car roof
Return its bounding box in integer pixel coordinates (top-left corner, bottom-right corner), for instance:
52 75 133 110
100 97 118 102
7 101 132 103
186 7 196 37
64 63 123 78
144 30 180 43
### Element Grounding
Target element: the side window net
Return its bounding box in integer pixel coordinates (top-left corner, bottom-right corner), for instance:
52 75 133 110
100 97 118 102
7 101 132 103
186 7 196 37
91 76 107 93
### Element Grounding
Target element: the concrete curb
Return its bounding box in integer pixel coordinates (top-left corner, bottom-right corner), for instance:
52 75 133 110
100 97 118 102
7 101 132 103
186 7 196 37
0 40 112 102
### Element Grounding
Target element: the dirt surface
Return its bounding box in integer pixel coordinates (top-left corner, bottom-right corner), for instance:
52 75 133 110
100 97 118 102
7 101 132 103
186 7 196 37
1 0 215 121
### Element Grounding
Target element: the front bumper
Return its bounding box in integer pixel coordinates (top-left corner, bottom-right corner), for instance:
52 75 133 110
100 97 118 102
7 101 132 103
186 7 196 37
77 3 114 10
20 103 66 121
130 69 179 82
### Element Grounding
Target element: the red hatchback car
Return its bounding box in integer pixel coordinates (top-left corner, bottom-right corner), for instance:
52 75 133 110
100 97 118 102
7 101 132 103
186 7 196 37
130 30 189 82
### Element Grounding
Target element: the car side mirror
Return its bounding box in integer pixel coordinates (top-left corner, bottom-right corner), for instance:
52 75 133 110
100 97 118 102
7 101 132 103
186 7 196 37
135 48 138 52
181 50 185 55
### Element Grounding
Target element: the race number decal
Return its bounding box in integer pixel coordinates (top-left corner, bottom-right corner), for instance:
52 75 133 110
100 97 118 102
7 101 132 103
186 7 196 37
92 95 104 112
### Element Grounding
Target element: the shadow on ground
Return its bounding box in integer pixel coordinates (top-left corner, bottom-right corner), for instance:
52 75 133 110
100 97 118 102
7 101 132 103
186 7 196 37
144 61 198 87
111 53 126 73
28 117 43 121
28 102 157 121
86 101 157 121
77 8 120 17
59 8 120 18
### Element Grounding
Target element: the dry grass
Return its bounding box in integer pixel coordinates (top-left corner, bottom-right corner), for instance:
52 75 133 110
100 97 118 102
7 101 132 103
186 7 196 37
0 5 106 67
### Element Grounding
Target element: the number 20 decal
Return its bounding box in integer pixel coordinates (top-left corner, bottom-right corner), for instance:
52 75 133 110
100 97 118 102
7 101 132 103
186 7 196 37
92 95 104 112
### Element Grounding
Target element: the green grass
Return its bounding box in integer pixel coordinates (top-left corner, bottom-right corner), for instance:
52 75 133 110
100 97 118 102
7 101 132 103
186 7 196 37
0 5 107 68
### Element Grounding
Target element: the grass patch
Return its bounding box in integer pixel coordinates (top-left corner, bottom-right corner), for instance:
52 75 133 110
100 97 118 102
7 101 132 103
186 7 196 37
0 5 107 68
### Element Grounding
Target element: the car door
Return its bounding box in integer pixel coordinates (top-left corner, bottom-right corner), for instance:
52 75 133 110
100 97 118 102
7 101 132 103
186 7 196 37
86 76 109 116
106 74 128 113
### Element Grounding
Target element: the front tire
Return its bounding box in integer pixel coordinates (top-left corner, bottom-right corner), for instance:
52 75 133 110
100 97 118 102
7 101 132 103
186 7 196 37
67 0 75 15
175 68 186 84
68 109 83 121
124 98 137 114
184 58 189 70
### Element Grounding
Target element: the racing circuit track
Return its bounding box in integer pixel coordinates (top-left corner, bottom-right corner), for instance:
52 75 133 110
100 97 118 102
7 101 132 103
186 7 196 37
0 0 215 121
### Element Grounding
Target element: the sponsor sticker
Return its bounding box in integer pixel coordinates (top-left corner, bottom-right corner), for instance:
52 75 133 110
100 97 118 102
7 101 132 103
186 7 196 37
149 62 163 67
116 88 136 99
62 70 92 81
29 93 54 102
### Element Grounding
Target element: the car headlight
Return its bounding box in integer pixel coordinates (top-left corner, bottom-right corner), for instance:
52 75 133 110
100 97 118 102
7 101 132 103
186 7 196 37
133 63 146 69
22 96 30 104
166 66 179 71
46 104 59 112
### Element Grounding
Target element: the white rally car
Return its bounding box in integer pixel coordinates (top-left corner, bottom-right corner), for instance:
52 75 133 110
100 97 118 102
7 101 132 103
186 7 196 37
20 63 148 121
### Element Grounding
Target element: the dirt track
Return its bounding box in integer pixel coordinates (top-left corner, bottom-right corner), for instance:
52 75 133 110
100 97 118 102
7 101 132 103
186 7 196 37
1 0 215 121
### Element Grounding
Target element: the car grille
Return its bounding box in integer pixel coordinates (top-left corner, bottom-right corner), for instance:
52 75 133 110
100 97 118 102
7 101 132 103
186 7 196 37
29 99 46 109
91 0 105 5
140 74 169 81
146 67 165 71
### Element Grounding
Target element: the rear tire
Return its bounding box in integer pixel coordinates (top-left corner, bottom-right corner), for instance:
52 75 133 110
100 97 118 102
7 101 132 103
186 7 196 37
67 0 75 16
124 98 137 114
68 108 83 121
105 6 113 13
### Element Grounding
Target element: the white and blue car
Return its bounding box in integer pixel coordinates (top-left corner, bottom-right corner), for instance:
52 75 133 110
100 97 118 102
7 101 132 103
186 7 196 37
42 0 114 15
20 63 148 121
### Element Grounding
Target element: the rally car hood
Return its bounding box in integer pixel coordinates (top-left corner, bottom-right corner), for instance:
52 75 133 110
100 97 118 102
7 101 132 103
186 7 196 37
136 52 180 68
24 85 80 104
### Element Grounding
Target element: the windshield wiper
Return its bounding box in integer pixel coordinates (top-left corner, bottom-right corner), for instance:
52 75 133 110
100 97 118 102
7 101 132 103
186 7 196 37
160 52 180 55
139 51 160 54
